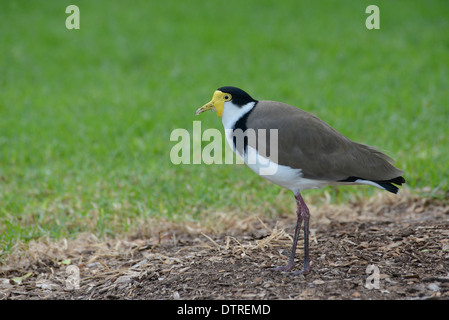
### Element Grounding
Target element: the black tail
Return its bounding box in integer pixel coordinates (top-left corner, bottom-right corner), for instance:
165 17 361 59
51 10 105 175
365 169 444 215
339 176 406 194
374 176 406 194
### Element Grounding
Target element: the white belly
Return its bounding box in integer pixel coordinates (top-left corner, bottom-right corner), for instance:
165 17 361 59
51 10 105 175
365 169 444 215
224 129 329 194
245 145 329 194
221 101 330 194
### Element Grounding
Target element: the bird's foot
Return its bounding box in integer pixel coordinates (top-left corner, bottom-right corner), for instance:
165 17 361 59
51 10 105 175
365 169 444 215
291 264 311 276
271 261 311 275
271 261 295 272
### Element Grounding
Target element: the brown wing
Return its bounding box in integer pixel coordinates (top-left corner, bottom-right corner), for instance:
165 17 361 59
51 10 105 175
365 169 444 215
245 101 403 181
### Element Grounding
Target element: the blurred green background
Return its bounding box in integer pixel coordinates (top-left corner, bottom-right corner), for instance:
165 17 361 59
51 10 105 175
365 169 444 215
1 0 448 256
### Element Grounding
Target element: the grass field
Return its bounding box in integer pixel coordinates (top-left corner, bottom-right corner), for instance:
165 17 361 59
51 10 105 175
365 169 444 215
1 0 448 257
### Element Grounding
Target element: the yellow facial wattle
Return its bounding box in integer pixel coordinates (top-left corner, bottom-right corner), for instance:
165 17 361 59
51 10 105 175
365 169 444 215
195 90 232 117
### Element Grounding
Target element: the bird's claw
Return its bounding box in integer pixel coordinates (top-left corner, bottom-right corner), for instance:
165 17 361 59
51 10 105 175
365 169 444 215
271 262 310 276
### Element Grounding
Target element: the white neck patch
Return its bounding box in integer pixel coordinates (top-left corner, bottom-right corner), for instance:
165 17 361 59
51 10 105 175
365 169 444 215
221 101 256 130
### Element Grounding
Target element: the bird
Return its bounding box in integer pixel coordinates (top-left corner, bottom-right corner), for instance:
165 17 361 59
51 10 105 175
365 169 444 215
195 86 405 275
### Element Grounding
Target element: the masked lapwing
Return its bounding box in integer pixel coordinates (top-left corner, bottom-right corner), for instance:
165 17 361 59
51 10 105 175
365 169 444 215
195 86 405 275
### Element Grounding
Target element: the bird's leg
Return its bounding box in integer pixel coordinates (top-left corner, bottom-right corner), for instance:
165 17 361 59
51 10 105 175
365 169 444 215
272 192 307 273
291 192 311 275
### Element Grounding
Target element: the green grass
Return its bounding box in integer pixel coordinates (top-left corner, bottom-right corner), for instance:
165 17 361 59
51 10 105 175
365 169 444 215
1 0 448 257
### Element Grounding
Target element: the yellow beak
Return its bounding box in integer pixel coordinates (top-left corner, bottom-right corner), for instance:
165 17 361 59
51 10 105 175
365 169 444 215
195 90 226 117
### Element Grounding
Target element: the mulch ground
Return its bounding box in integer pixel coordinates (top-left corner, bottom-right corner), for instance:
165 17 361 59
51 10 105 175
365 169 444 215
1 191 449 300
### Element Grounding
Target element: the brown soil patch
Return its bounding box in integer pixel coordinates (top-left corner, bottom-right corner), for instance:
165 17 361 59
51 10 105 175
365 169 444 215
1 191 449 300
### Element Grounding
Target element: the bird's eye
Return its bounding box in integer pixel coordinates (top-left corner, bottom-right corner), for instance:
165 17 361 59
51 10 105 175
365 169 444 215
224 95 231 100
